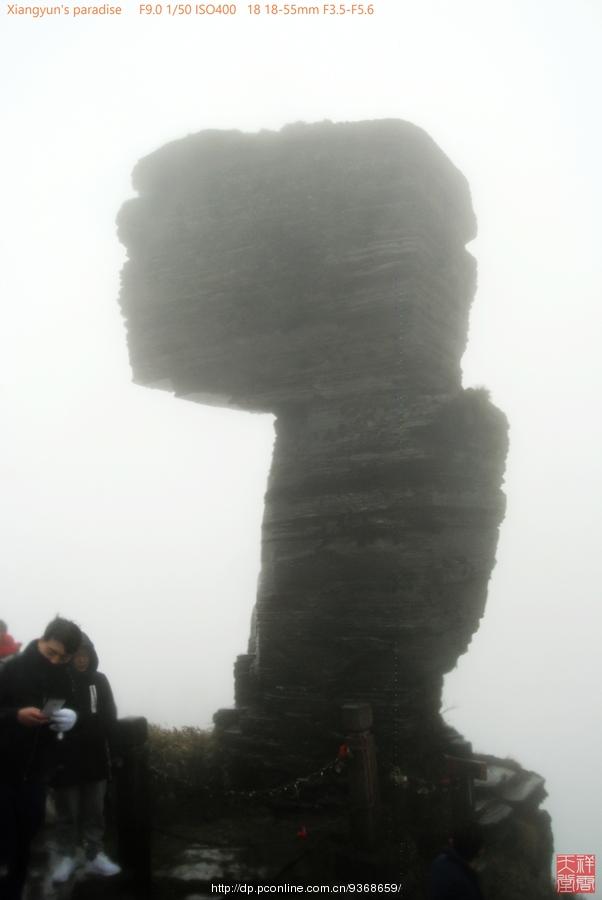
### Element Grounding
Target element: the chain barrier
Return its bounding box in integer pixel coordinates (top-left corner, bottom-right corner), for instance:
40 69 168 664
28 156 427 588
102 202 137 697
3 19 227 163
389 766 470 796
148 744 352 803
148 745 352 847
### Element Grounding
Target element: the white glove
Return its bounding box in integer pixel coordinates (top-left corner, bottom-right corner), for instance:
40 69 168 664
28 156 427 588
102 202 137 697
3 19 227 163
50 708 77 733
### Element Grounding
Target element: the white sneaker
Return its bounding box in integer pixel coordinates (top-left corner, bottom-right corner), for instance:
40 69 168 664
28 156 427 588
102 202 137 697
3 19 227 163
84 851 121 877
51 855 78 883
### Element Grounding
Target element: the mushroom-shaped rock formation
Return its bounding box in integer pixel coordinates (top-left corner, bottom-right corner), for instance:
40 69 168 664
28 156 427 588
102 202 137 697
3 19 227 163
117 119 508 784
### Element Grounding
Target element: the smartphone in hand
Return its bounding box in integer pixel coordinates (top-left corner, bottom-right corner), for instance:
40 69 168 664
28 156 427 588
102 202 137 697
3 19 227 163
41 698 65 717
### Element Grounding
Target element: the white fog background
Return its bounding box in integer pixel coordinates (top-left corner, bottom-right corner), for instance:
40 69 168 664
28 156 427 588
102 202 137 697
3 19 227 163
1 0 600 863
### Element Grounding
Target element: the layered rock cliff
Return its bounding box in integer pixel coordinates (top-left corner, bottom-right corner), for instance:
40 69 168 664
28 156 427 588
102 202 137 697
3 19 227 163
117 119 508 782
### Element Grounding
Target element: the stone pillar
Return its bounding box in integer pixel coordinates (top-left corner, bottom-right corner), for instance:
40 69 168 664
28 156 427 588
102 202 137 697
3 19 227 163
117 119 508 785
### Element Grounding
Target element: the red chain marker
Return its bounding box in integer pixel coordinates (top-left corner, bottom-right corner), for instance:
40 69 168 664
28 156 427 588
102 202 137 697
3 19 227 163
297 825 308 839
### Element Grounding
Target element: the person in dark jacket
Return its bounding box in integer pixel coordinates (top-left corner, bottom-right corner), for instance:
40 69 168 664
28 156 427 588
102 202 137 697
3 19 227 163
428 825 485 900
0 617 81 900
49 633 121 882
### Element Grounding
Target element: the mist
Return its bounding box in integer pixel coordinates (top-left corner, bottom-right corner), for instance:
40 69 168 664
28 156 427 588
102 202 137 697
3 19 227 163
1 0 600 864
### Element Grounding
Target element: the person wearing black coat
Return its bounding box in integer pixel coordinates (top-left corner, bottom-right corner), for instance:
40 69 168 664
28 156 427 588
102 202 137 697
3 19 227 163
49 633 121 883
428 825 486 900
0 617 81 900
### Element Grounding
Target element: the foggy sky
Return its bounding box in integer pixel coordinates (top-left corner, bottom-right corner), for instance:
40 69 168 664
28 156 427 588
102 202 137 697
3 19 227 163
1 0 600 861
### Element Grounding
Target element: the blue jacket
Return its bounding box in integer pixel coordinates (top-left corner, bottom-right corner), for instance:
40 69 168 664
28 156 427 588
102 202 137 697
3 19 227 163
429 848 484 900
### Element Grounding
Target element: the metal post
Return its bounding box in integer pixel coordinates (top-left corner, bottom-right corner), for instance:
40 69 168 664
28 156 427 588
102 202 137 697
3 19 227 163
341 703 381 849
113 717 151 896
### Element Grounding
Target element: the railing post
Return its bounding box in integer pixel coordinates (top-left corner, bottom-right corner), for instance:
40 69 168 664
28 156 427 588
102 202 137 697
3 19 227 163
443 755 487 829
113 716 150 896
341 703 381 849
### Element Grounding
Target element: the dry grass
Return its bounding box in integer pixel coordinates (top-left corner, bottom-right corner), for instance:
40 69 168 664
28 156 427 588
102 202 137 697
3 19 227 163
148 724 217 797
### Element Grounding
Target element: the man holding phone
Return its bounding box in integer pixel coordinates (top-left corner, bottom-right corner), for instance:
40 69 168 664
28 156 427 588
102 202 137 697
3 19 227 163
0 616 81 900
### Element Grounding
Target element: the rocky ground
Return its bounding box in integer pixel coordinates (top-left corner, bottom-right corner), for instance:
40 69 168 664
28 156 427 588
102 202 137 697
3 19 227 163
24 753 572 900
